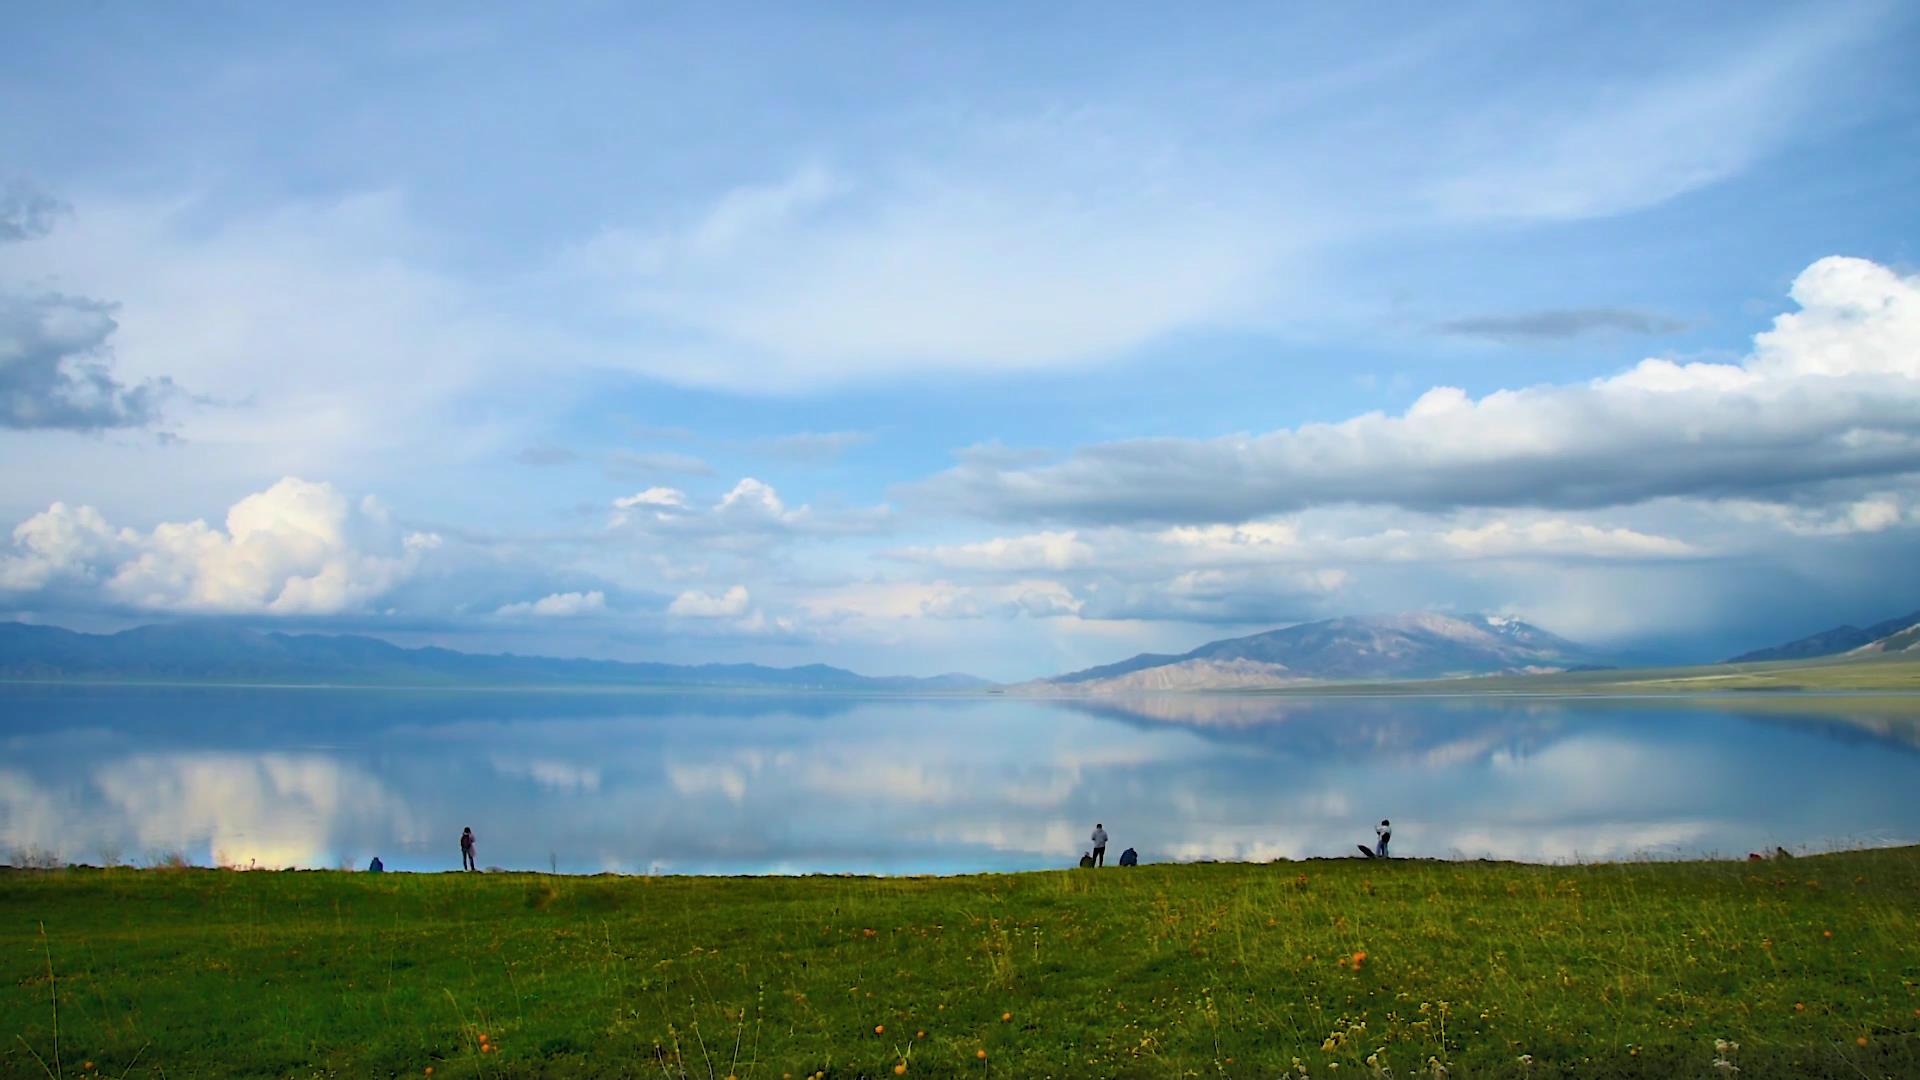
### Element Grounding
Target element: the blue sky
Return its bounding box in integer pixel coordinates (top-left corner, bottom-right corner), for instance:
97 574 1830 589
3 2 1919 680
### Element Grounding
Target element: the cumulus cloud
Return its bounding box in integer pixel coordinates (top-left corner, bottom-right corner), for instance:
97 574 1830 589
668 584 751 617
1436 308 1688 343
0 291 171 430
0 477 438 614
91 752 420 869
608 487 690 527
494 590 607 618
915 257 1920 525
607 477 886 546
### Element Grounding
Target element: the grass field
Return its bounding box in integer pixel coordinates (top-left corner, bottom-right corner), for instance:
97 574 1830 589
4 850 1918 1078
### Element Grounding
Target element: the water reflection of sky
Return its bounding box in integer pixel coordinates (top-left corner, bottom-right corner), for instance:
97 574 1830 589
3 685 1917 874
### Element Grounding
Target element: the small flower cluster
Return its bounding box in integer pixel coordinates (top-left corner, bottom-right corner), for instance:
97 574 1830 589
1320 1018 1368 1052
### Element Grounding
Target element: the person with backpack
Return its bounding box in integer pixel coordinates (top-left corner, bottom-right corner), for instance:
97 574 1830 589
1358 819 1392 859
460 827 477 872
1078 851 1095 869
1090 822 1109 867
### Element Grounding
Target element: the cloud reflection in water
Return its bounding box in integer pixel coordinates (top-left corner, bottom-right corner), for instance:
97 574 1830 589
1 686 1916 872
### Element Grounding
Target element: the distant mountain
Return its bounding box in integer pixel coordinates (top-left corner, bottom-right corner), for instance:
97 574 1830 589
1727 609 1920 663
1032 612 1602 692
0 622 992 691
1847 618 1920 657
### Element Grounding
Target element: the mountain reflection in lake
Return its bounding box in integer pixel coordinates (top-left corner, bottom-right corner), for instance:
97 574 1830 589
3 685 1917 874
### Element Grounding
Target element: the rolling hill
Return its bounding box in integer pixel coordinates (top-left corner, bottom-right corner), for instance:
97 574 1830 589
1847 618 1920 656
0 621 991 691
1030 612 1604 692
1727 609 1920 663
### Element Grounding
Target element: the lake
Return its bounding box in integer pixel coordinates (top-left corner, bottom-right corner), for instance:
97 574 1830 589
3 684 1917 874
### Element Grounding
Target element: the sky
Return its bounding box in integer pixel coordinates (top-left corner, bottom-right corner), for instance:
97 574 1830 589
2 2 1919 681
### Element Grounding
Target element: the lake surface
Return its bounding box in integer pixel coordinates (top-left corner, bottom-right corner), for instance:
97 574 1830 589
3 685 1918 874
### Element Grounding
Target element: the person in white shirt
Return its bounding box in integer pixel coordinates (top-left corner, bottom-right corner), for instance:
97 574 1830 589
1358 819 1392 859
1090 823 1109 866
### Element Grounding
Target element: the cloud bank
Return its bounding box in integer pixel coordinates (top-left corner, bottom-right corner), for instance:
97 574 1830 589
916 257 1920 525
0 291 171 431
1 477 438 615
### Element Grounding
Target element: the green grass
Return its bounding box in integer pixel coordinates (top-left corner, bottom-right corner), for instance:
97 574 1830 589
5 851 1918 1078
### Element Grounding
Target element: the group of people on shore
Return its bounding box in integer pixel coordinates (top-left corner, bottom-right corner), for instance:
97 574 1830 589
1078 822 1139 868
426 820 1394 875
1077 818 1394 867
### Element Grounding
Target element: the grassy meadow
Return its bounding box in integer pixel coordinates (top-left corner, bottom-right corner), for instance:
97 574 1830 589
4 849 1919 1078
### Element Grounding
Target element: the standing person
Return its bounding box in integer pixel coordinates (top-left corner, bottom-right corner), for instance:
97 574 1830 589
1091 822 1109 867
1358 819 1392 859
460 827 477 872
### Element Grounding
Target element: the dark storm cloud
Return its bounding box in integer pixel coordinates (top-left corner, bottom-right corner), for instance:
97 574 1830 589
0 291 173 430
0 180 68 243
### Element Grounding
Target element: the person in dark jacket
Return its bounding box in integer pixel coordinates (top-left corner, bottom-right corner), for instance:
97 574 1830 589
1118 847 1138 867
460 827 477 872
1358 819 1392 859
368 856 384 873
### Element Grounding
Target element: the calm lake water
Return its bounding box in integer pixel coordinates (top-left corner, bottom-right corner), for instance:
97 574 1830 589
3 685 1918 874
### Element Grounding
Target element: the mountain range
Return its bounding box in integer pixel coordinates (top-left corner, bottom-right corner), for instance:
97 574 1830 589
7 606 1915 694
1727 610 1920 663
0 622 990 691
1024 612 1606 692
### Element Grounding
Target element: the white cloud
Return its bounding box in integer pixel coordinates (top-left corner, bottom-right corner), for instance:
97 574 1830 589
800 578 1086 623
0 477 436 614
1437 520 1697 559
494 590 606 618
0 191 540 468
668 584 751 617
609 486 691 527
606 477 886 546
490 755 601 793
916 257 1920 524
616 487 688 509
889 530 1091 572
1414 11 1864 223
665 761 750 803
90 753 420 869
1719 493 1915 538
